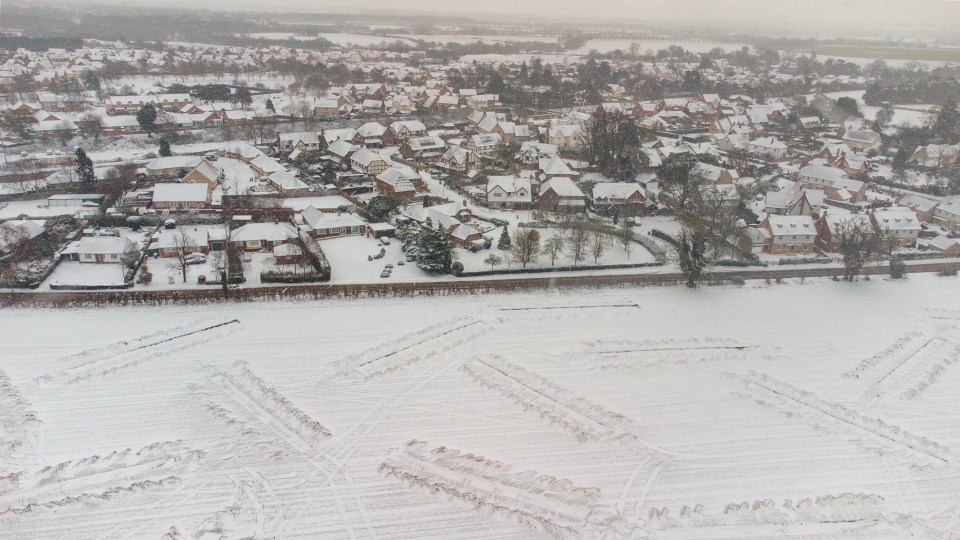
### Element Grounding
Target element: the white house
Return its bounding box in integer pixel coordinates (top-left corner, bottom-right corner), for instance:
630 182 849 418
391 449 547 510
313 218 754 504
486 175 532 210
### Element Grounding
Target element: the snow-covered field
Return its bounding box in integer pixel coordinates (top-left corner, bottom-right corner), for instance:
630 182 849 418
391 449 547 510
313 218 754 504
1 277 959 538
571 39 750 55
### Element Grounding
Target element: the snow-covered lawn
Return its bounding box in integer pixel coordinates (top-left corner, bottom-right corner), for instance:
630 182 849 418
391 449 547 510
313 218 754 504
1 276 958 537
0 200 82 220
43 261 128 288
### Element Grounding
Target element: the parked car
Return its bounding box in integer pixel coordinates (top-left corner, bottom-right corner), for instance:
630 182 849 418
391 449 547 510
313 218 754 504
184 253 207 265
378 237 391 246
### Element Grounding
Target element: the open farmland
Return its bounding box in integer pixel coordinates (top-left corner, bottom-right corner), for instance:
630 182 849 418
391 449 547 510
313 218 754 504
1 276 959 538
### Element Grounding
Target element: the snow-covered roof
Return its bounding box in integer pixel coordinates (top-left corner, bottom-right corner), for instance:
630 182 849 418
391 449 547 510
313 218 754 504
230 222 298 242
152 183 208 203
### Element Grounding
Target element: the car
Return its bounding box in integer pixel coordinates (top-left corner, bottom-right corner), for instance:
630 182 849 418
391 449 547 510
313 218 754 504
378 237 391 246
184 253 207 265
384 264 394 269
397 260 405 266
380 270 391 278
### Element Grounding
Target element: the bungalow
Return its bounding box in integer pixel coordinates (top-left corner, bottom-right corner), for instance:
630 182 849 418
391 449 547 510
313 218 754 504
871 207 921 249
75 236 136 263
537 177 586 213
691 162 738 185
761 215 817 254
230 222 299 251
933 195 960 231
148 227 212 257
350 148 391 176
302 206 367 238
219 142 261 162
99 114 142 136
376 166 422 197
268 170 311 194
152 183 210 211
592 182 646 217
249 155 285 177
486 175 532 210
145 156 205 177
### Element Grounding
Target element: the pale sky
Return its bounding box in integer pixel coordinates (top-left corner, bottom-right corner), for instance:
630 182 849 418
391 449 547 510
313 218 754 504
28 0 960 35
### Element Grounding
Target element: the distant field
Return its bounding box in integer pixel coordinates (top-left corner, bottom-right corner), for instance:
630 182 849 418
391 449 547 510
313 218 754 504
796 45 960 62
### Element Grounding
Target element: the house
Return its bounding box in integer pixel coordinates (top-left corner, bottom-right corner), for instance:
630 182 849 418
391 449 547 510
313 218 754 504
399 137 447 162
437 147 479 173
537 177 586 213
326 139 359 164
219 142 261 162
145 156 204 177
278 131 321 153
181 160 221 193
798 164 847 188
746 137 788 160
75 236 136 263
268 170 311 194
897 193 939 223
841 130 882 153
302 206 367 238
815 212 872 252
355 122 388 148
518 142 558 165
592 183 646 217
538 156 580 182
249 155 285 177
389 120 427 143
0 219 45 257
910 144 959 168
486 175 532 210
764 181 824 217
152 183 210 211
933 195 960 231
760 215 817 254
350 148 391 176
545 124 583 148
402 203 483 246
273 243 304 265
871 207 921 249
691 162 738 185
466 133 502 155
376 166 422 197
229 222 299 251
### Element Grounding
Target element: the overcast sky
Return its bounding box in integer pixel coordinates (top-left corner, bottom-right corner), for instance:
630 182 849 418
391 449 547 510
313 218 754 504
32 0 960 35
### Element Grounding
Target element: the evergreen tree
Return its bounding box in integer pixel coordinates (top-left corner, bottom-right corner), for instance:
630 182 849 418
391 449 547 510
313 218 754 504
136 103 158 137
678 230 706 288
75 148 96 189
158 138 172 157
497 227 511 250
266 98 275 112
416 221 452 275
234 87 253 108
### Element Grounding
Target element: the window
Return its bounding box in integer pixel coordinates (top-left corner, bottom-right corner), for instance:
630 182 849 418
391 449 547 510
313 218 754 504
110 254 118 259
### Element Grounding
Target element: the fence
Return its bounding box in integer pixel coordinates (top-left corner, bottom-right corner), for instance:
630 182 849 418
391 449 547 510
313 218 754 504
4 259 959 308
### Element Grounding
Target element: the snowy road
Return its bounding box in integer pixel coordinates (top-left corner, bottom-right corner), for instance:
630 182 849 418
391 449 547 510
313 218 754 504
1 276 959 538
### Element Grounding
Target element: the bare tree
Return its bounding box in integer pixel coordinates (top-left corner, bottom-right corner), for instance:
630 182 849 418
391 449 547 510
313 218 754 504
483 253 502 271
284 99 313 130
170 229 194 283
591 225 606 263
542 236 565 265
510 228 541 268
618 218 633 258
569 221 590 266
